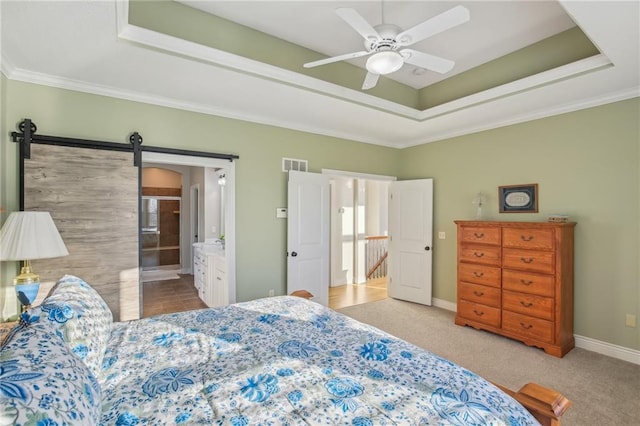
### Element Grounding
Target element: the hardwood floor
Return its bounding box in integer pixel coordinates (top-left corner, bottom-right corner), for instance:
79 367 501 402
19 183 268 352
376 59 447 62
329 277 388 310
142 274 388 317
142 274 207 318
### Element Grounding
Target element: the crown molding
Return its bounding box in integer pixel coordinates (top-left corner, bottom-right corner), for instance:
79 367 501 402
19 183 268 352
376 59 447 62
5 62 636 149
398 85 640 148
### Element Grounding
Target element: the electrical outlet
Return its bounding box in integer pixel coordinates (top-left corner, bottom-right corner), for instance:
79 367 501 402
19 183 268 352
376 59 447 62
438 231 446 240
625 314 636 328
268 289 275 297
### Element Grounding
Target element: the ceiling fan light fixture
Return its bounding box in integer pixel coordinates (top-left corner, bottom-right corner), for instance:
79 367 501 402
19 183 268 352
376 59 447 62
366 51 403 75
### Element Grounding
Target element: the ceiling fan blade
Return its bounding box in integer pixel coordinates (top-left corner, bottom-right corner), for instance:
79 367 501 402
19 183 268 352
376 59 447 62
304 50 371 68
362 72 380 90
397 5 470 47
336 8 381 41
401 49 454 74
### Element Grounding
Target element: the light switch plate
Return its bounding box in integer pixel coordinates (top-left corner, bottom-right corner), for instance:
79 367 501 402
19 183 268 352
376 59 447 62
438 231 446 240
276 208 288 218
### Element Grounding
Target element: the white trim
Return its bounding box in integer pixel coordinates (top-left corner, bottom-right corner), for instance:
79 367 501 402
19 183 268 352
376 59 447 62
432 298 640 365
575 335 640 365
116 4 613 124
322 169 397 182
398 86 640 148
432 297 457 312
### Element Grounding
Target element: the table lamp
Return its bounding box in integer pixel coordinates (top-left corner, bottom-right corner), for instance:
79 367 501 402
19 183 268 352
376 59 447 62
0 211 69 312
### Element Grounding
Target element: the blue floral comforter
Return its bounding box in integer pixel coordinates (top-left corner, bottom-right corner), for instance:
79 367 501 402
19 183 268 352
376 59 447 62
100 296 538 425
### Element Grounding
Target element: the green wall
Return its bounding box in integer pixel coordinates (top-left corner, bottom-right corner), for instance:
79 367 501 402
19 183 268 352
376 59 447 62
0 80 400 311
0 73 19 317
399 98 640 350
1 79 638 351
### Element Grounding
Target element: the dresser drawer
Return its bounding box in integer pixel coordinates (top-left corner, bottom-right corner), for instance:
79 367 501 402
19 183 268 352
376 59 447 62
460 245 501 266
503 248 554 274
459 263 501 288
460 226 501 245
459 282 500 307
503 290 553 320
503 311 553 343
458 300 500 327
503 270 554 297
503 228 553 250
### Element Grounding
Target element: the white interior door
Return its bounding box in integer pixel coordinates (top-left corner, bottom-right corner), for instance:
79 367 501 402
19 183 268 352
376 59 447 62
287 171 330 306
388 179 433 305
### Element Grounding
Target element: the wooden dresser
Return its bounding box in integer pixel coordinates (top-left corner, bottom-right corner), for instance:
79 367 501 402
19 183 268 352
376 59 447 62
454 221 576 357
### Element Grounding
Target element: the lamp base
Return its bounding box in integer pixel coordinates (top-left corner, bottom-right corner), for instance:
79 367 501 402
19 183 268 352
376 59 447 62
15 282 40 312
14 260 40 312
13 260 39 285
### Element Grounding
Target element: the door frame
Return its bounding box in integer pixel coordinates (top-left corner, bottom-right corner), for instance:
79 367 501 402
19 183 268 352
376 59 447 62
141 151 236 304
322 169 396 288
190 183 200 269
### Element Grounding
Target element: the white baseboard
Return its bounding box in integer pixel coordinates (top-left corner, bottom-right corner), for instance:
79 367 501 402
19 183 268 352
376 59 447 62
431 298 639 365
575 335 640 365
432 297 457 312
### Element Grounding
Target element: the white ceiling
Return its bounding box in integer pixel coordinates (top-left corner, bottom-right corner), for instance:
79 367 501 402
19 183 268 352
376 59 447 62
1 1 638 149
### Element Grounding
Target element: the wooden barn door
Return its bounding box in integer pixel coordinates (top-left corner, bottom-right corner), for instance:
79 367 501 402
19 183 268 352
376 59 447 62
24 144 140 320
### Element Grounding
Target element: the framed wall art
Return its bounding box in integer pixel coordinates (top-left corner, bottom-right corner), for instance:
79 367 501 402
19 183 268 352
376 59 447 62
499 183 538 213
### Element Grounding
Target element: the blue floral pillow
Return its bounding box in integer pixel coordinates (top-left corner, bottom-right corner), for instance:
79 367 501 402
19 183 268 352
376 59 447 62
0 313 102 425
40 275 113 381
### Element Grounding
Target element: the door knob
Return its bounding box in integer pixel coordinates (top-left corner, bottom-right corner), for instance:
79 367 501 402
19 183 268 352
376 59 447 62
425 246 431 251
291 251 298 257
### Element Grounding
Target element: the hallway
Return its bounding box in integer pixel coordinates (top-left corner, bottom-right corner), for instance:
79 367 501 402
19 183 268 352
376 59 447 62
328 277 387 310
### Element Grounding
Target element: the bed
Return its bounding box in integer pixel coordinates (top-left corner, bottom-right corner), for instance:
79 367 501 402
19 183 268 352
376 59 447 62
1 275 569 425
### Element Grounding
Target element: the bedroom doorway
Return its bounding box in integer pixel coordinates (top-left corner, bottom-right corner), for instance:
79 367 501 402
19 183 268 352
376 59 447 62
325 171 392 310
140 151 236 317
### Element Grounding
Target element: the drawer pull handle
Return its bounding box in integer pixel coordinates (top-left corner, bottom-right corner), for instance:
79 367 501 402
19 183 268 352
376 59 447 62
473 252 485 258
521 235 534 241
473 271 484 278
473 291 484 297
474 232 484 238
520 322 533 330
520 301 533 308
520 257 534 263
473 310 484 317
520 279 534 285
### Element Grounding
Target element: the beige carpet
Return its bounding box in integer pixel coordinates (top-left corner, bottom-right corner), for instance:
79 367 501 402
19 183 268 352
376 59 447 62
337 298 640 426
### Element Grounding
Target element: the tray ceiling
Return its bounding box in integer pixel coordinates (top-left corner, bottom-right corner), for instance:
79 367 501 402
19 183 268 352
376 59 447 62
1 1 638 148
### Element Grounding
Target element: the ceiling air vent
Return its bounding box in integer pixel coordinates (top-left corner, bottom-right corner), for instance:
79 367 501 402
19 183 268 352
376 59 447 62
282 157 308 172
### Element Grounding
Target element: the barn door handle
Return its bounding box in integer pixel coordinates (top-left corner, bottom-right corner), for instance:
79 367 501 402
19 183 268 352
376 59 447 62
291 251 298 257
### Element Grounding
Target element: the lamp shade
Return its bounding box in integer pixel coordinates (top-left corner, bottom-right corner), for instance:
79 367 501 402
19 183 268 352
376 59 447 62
0 211 69 261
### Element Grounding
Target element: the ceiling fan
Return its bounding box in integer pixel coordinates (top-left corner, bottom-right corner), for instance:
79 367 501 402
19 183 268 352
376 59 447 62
303 5 470 90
